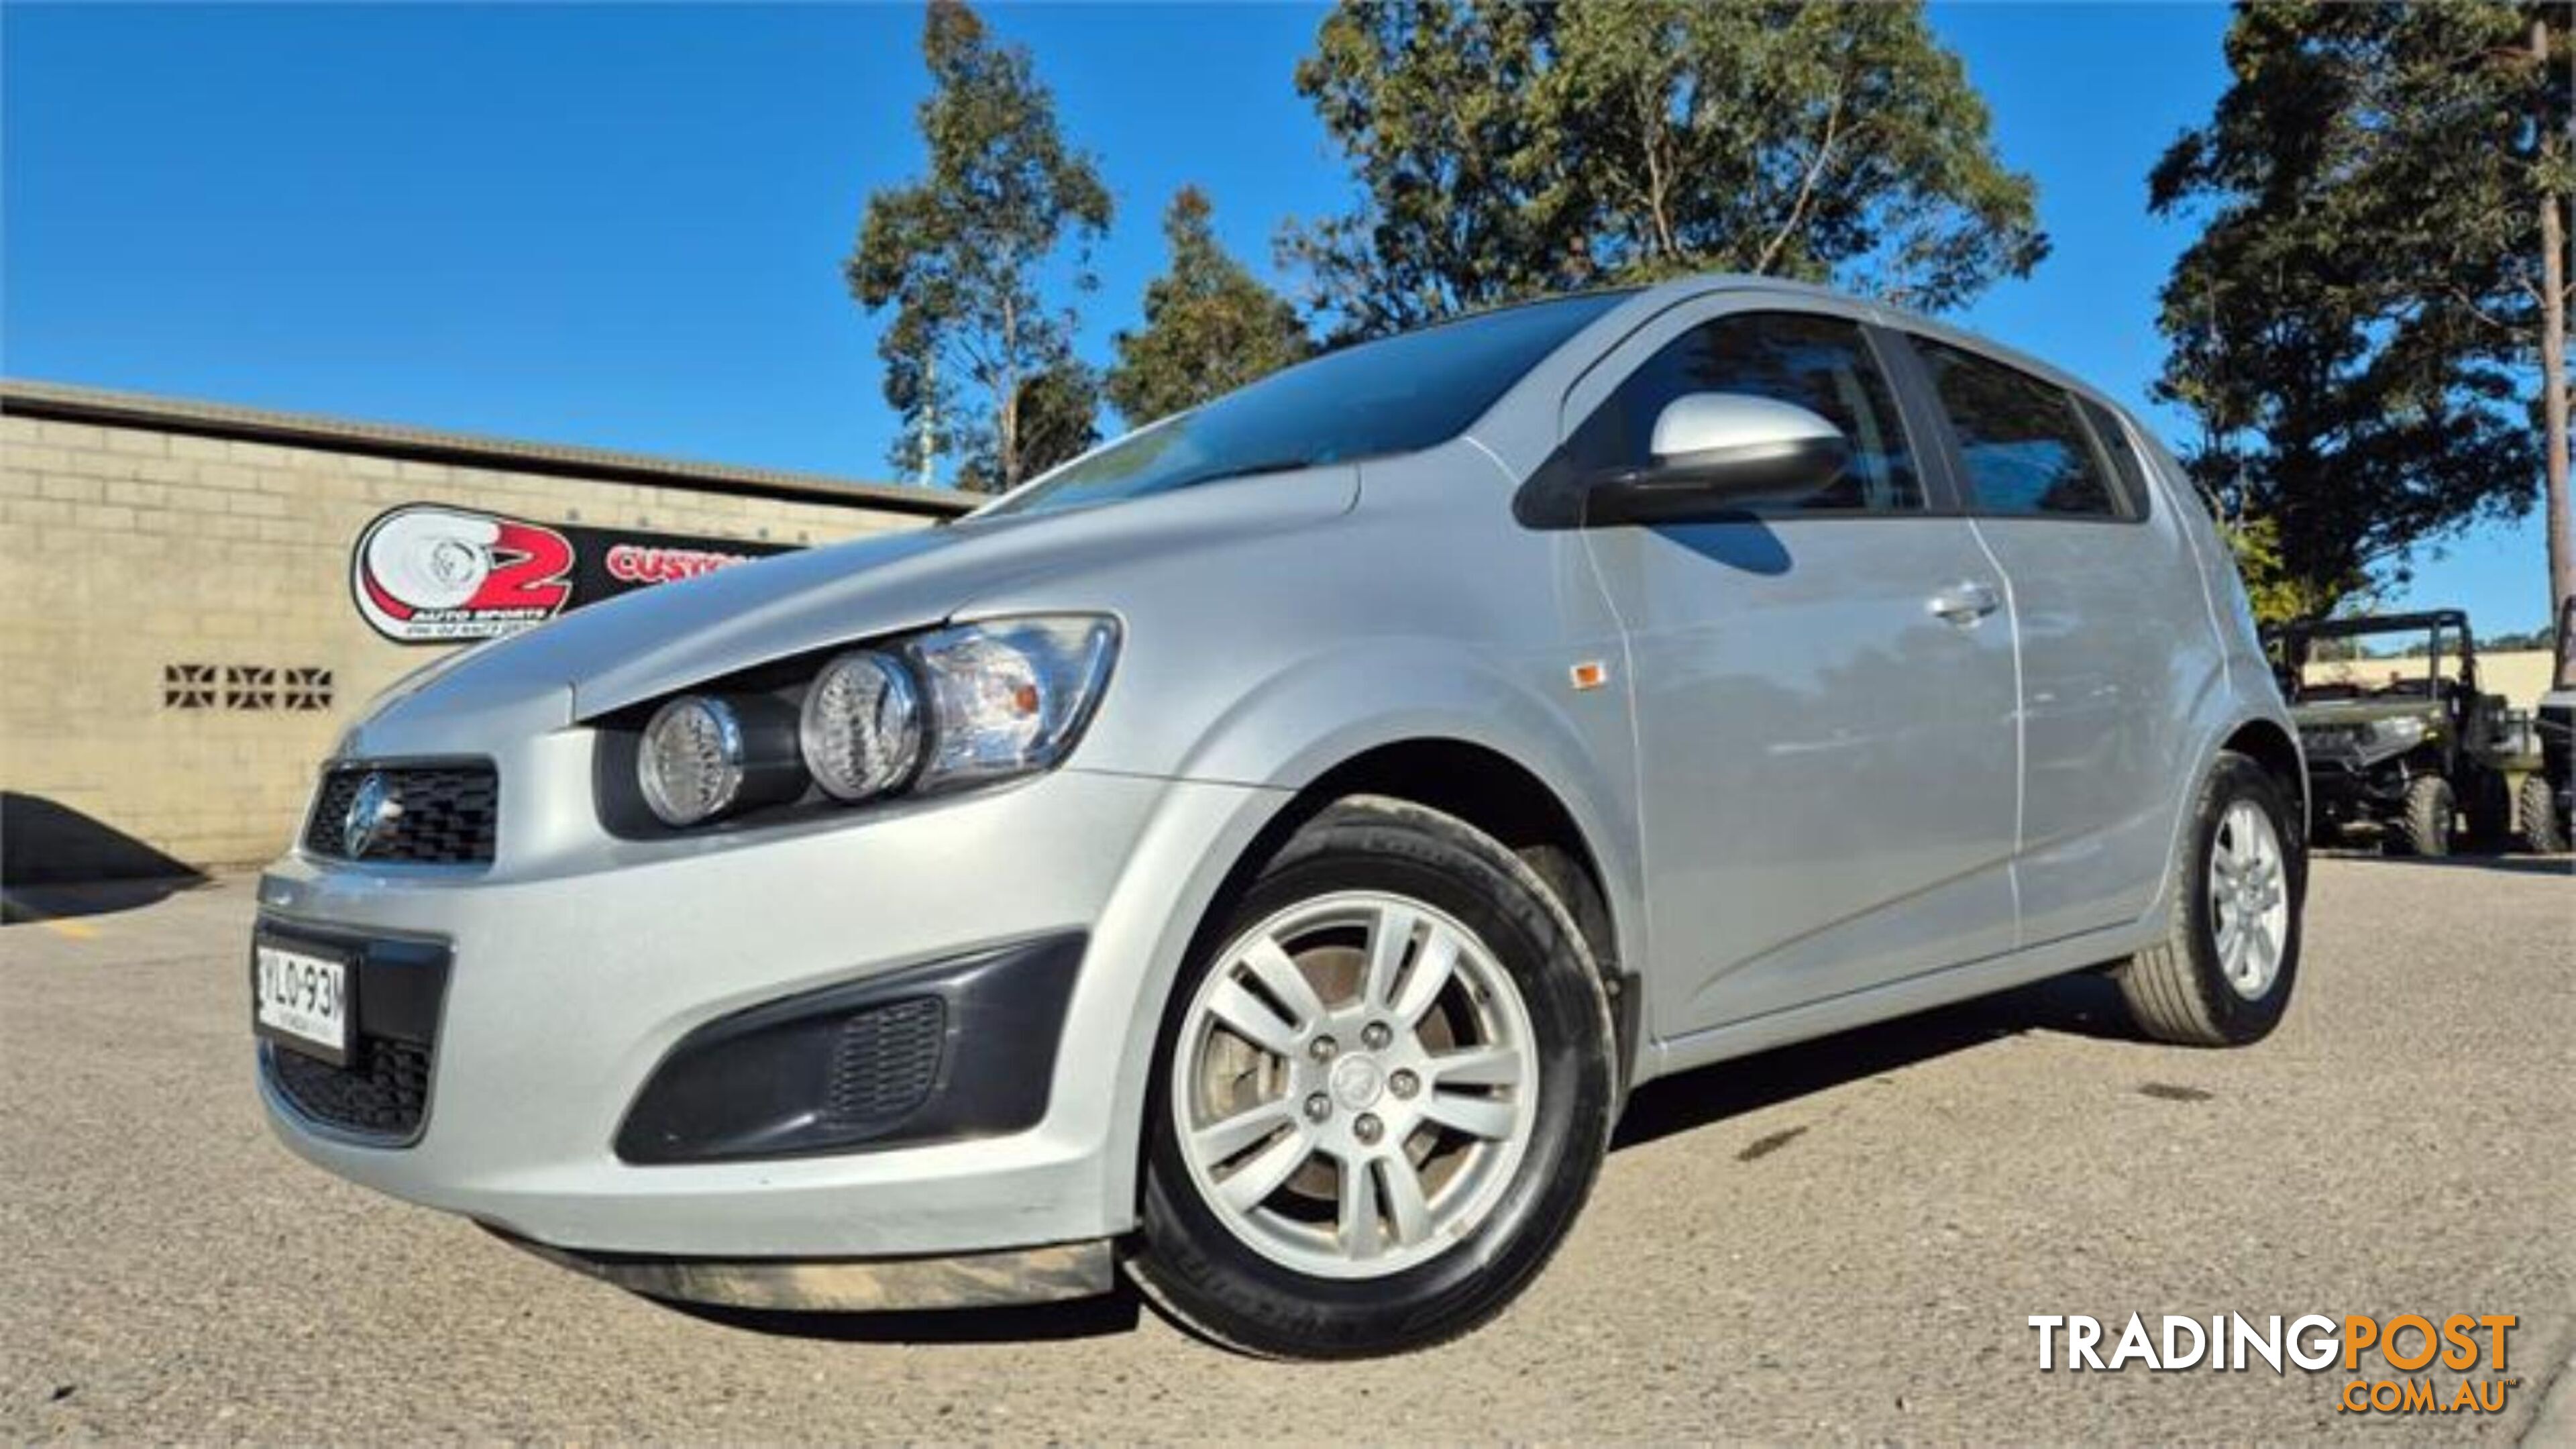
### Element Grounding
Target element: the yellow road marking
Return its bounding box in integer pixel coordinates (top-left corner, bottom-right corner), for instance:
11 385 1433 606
39 918 98 941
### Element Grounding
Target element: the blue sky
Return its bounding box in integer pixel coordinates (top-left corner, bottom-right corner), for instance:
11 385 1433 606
2 2 2555 633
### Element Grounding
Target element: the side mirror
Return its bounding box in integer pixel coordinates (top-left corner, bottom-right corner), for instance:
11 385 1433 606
1585 393 1850 525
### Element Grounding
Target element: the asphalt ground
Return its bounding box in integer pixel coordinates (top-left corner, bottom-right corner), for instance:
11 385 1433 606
3 853 2569 1442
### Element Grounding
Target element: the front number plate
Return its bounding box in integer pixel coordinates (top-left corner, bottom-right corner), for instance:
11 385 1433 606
254 942 352 1067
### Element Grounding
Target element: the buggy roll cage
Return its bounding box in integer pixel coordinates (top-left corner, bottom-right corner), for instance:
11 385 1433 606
2262 610 2479 705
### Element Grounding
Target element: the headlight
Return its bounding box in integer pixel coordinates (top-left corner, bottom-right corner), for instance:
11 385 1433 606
639 696 745 826
909 617 1119 790
615 614 1120 833
637 694 802 827
799 650 923 800
2365 716 2427 747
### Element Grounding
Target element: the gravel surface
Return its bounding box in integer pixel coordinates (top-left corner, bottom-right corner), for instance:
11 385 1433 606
3 855 2569 1442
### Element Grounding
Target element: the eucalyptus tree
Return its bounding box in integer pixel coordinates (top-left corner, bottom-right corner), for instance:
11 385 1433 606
1282 0 2046 341
848 0 1112 490
1106 186 1311 427
2151 0 2570 655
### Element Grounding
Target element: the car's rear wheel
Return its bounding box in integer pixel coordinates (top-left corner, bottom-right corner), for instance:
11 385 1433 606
2521 771 2569 855
1130 797 1615 1358
2113 751 2303 1046
2392 775 2455 857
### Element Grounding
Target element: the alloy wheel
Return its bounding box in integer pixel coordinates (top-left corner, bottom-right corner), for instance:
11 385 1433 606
2207 799 2289 1000
1169 890 1541 1280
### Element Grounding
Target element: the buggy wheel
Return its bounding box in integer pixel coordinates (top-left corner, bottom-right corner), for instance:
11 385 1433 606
2391 775 2455 858
2522 772 2570 855
2462 771 2513 849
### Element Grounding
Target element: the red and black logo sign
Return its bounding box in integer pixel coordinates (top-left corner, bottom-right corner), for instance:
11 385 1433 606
352 504 791 644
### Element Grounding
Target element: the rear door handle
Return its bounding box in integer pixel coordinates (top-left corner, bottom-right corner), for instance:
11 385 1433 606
1928 580 2000 625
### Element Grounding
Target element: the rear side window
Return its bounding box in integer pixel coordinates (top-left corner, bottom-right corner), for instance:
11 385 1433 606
2074 397 2154 520
1916 340 2125 519
1564 311 1923 513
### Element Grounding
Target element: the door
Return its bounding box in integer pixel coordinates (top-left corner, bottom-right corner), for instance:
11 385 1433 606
1560 304 2022 1038
1902 335 2198 944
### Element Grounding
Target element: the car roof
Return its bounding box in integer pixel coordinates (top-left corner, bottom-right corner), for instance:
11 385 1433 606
1588 274 2141 424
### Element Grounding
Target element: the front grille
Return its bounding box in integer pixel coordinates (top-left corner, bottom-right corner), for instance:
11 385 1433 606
823 997 946 1128
268 1035 432 1141
304 764 498 864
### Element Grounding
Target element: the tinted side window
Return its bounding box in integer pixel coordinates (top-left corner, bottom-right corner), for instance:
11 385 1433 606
2075 396 2153 520
1568 311 1923 513
1917 340 2121 519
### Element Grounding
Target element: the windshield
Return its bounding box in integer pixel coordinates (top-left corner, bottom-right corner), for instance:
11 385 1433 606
979 291 1634 519
2272 622 2456 704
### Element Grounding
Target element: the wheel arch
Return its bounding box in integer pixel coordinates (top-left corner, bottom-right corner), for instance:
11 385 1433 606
2132 708 2309 946
1159 638 1648 989
1256 738 1623 978
2220 716 2306 835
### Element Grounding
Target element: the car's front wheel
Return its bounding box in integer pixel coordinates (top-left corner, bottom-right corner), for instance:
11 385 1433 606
1131 797 1615 1358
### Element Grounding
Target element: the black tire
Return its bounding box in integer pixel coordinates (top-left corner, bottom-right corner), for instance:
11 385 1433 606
2392 775 2455 858
1130 796 1617 1358
2522 772 2570 855
2112 751 2304 1046
2462 771 2514 850
1515 842 1633 1110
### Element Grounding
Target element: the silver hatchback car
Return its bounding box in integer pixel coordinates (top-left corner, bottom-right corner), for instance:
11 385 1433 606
254 276 2305 1358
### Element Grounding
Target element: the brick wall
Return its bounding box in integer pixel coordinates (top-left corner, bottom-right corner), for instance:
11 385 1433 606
1 389 963 876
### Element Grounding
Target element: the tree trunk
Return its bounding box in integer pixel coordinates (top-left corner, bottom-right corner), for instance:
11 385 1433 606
997 381 1020 494
918 351 939 489
996 294 1022 493
2540 15 2573 687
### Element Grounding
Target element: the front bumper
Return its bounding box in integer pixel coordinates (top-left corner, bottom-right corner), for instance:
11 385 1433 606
256 762 1282 1263
2296 739 2409 821
489 1229 1116 1312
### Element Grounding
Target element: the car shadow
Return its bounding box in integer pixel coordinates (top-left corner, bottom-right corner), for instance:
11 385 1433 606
655 1287 1144 1345
1611 969 2140 1152
1648 519 1794 576
1 792 209 924
1 875 212 926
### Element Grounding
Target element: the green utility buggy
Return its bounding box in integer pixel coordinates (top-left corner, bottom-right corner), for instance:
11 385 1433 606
2264 610 2553 856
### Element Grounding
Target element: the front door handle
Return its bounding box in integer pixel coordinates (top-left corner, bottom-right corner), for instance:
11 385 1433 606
1928 580 2000 625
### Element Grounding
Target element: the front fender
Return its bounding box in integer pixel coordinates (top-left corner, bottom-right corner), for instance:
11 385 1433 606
1173 637 1642 914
